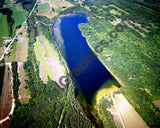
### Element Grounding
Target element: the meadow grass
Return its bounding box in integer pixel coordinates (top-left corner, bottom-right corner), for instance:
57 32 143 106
37 3 48 10
34 41 51 80
12 5 28 26
0 14 9 39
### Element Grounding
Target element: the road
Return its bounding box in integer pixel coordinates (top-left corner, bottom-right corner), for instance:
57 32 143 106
35 21 52 27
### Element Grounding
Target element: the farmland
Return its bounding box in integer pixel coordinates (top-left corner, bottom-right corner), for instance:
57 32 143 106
11 4 28 26
0 14 9 39
0 65 13 121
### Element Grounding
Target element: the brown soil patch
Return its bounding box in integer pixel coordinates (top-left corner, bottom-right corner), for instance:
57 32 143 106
0 119 10 128
45 57 65 86
0 65 12 120
16 30 28 62
52 0 73 9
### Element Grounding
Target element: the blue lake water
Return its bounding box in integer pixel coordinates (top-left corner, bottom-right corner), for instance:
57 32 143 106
52 13 112 103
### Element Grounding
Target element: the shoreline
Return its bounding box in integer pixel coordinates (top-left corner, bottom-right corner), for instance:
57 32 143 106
79 25 124 105
79 27 124 87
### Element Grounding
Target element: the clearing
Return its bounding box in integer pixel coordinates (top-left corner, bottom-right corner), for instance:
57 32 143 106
12 4 28 26
0 14 9 39
114 94 148 128
34 35 66 87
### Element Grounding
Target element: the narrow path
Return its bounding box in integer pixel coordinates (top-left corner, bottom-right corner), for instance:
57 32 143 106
35 21 52 27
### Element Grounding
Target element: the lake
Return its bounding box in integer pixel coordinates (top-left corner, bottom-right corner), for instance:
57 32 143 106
52 13 113 103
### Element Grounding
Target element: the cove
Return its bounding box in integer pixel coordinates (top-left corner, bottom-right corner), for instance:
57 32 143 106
52 13 114 103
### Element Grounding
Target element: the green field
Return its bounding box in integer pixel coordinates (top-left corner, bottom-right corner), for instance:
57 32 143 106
34 40 51 80
37 3 48 10
0 13 9 39
12 4 28 26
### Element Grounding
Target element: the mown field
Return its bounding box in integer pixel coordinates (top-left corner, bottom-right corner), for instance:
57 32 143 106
0 14 9 39
37 3 48 10
12 4 28 26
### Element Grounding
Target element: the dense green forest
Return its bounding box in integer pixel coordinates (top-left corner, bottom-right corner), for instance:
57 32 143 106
0 0 5 8
97 96 116 128
11 62 21 100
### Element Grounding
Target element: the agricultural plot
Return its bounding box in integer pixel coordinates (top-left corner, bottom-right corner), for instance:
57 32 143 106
0 14 9 39
37 3 48 10
4 28 28 62
36 2 56 19
34 35 66 86
16 30 29 62
11 4 28 26
0 65 12 120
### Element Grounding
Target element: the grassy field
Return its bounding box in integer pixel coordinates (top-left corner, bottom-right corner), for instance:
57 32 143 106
37 3 48 10
34 35 66 86
12 41 17 61
34 40 51 81
12 4 28 26
0 14 9 39
16 29 29 62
